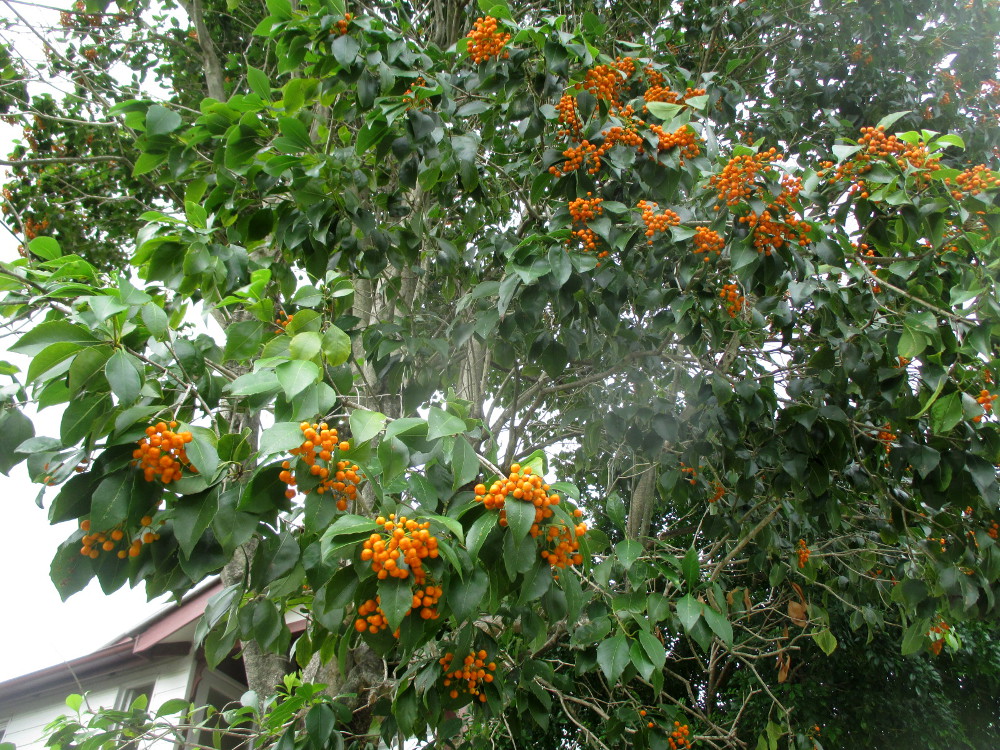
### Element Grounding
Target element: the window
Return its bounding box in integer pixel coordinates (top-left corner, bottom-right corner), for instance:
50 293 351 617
115 682 156 712
195 687 243 750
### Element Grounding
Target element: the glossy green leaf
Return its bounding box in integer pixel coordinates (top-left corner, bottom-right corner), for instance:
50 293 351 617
596 634 630 683
105 351 142 404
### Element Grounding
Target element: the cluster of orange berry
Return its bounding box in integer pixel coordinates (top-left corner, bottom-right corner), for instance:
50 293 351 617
549 139 605 176
680 463 697 485
692 227 724 261
467 16 510 64
708 481 725 503
581 64 622 102
541 523 585 569
837 126 941 189
569 227 601 255
647 123 701 164
474 464 587 570
279 422 358 508
667 722 692 749
638 200 680 244
275 309 294 329
988 521 999 540
355 597 393 635
555 94 582 138
439 650 496 702
738 211 811 256
569 193 603 223
939 70 962 93
928 619 950 655
24 216 50 240
852 240 875 261
566 193 605 256
876 424 897 452
353 583 444 635
719 283 744 317
708 149 780 207
600 106 645 150
947 164 1000 199
79 515 160 559
849 43 873 65
333 12 352 35
133 422 194 484
402 77 428 110
973 389 996 422
614 55 637 78
360 514 439 583
857 126 920 164
796 539 810 569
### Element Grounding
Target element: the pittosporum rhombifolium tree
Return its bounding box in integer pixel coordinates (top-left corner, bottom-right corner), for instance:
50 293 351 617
1 0 999 747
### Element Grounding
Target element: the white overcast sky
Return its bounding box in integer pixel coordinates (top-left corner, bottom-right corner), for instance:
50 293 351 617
0 2 172 683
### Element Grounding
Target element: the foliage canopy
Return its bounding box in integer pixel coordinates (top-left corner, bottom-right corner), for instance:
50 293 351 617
1 0 1000 747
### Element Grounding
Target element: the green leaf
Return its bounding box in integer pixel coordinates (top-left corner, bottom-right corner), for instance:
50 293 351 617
702 605 733 645
504 497 535 542
547 246 572 288
141 303 169 339
615 539 643 571
50 541 93 601
812 628 838 655
447 569 489 621
227 369 281 396
901 619 929 656
629 640 654 681
185 432 220 479
930 392 963 434
324 513 375 539
0 409 34 474
605 493 625 531
682 547 700 589
289 331 322 363
28 236 62 260
90 472 134 529
247 66 271 100
331 33 360 67
377 575 412 631
876 110 911 130
133 151 166 176
61 395 110 446
146 104 182 135
676 594 701 631
637 629 666 670
11 321 100 356
105 351 142 404
596 634 630 683
684 94 709 110
276 360 320 400
350 409 386 444
322 326 352 367
451 436 479 489
898 326 928 359
645 101 684 121
934 133 965 150
466 511 497 558
260 422 306 456
428 407 467 441
174 489 219 558
27 342 81 383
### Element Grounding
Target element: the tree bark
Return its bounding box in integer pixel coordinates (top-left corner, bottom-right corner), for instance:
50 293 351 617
626 464 657 542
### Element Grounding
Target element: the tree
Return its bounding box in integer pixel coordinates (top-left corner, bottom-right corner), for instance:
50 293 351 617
1 0 999 747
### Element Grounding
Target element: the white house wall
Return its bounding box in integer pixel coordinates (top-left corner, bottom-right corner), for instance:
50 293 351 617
0 654 196 750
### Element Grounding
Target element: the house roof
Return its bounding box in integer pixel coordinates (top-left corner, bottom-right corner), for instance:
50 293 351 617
0 580 223 704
